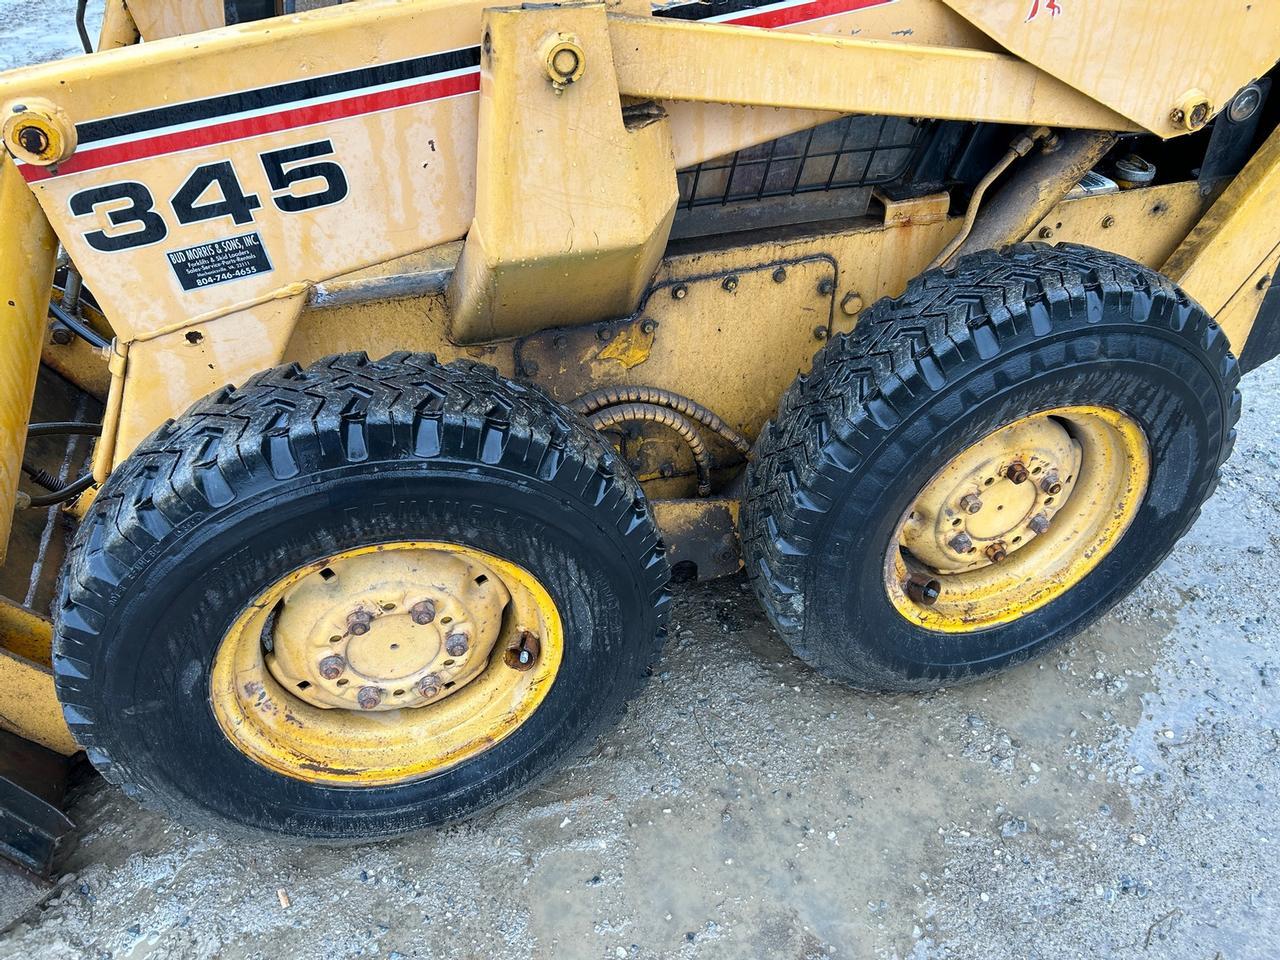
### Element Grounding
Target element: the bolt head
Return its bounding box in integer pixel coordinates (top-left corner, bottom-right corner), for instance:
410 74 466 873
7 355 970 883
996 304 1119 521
348 620 370 636
640 318 657 335
1028 513 1051 535
960 493 983 515
817 278 835 296
772 267 787 284
409 599 436 625
16 125 48 155
813 325 828 341
50 326 73 345
1038 227 1054 240
1101 215 1116 229
445 632 469 657
722 276 739 292
985 542 1008 563
949 532 974 554
356 686 382 710
671 283 688 300
318 655 346 680
1039 472 1063 496
417 674 442 698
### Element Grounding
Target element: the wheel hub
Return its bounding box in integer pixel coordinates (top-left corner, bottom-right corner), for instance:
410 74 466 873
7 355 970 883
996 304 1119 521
266 550 510 711
900 417 1081 573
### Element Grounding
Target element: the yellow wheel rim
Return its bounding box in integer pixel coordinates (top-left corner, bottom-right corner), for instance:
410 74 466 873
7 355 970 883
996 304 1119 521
883 406 1149 632
209 541 563 786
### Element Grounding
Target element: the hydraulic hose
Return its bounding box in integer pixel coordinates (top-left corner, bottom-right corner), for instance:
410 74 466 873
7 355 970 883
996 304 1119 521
571 385 752 457
586 402 713 496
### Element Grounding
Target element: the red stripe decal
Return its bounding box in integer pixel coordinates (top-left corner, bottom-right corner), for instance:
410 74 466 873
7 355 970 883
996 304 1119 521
724 0 893 29
20 71 479 183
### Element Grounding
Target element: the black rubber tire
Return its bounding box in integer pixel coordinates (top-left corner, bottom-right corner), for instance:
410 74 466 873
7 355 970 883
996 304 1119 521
53 352 669 840
742 244 1240 691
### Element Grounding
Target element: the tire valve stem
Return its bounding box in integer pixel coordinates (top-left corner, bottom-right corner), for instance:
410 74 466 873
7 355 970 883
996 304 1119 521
905 576 942 606
505 630 541 671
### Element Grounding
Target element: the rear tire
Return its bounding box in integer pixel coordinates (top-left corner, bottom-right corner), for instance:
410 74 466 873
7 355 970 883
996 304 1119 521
54 352 669 840
742 245 1240 690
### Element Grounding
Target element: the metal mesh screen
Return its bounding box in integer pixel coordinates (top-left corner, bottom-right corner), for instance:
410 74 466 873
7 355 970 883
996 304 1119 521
677 115 929 209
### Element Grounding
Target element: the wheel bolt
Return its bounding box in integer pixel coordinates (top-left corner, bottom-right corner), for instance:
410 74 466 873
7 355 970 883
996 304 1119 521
985 542 1008 563
356 686 382 710
949 532 974 554
1004 462 1030 484
318 655 345 680
960 493 983 514
347 610 373 636
504 630 542 671
409 599 436 625
1040 471 1063 495
1029 512 1051 535
905 576 942 606
445 632 470 657
416 674 442 698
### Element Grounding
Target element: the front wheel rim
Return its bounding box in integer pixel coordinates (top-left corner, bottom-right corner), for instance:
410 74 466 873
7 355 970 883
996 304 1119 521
209 541 564 787
883 406 1150 633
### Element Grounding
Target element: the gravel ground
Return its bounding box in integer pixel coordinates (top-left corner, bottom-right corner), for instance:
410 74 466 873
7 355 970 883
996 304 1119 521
3 6 1280 959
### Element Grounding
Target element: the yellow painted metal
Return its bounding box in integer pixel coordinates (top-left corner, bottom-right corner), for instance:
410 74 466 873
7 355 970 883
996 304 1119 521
885 406 1149 632
941 0 1280 138
448 3 677 342
1165 124 1280 351
209 541 563 786
0 155 58 566
0 595 53 667
607 16 1137 130
97 0 142 50
1035 181 1214 270
651 498 741 579
0 599 78 756
1 98 77 166
126 0 223 40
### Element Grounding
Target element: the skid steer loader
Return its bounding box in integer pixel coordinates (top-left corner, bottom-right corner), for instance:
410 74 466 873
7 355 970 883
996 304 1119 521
2 0 1279 857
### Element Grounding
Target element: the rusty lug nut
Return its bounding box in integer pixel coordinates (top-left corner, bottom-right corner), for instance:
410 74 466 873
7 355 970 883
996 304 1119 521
445 632 470 657
1004 461 1030 484
356 686 383 710
1028 513 1051 535
417 674 442 698
905 576 942 606
318 655 346 680
409 599 436 625
347 610 373 636
949 532 974 554
1040 471 1063 496
985 542 1008 563
960 493 983 514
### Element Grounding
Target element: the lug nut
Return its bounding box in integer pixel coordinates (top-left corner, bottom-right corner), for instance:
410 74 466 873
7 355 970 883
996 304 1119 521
409 599 436 625
445 632 470 657
949 532 974 554
347 610 373 636
416 674 442 698
1004 462 1030 484
960 493 983 514
985 542 1008 563
905 576 942 606
1040 471 1063 496
1028 512 1051 535
356 686 383 710
318 655 346 680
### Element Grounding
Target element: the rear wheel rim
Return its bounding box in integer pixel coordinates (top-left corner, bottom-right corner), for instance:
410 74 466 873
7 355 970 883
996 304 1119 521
883 406 1150 632
209 541 563 786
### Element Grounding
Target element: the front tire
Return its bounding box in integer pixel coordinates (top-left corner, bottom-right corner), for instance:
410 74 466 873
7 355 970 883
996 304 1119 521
54 352 669 840
742 245 1240 690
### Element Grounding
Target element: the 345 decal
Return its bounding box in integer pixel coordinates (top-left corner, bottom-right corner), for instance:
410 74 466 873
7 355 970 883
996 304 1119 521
67 139 349 253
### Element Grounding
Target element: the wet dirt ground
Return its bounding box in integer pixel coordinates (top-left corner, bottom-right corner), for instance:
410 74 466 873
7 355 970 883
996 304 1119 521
3 5 1279 958
0 361 1275 959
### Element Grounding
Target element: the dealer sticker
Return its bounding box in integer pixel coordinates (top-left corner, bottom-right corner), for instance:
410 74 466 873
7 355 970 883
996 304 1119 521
167 232 273 291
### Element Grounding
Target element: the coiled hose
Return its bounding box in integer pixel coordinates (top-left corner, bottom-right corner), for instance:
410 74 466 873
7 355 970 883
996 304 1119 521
571 385 752 457
585 403 713 497
21 421 102 508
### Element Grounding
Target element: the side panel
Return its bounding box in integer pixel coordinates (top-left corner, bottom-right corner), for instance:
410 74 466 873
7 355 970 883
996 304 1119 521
942 0 1280 137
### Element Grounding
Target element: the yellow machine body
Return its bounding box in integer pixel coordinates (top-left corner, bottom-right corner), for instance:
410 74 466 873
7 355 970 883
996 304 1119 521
2 0 1280 751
